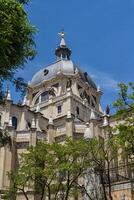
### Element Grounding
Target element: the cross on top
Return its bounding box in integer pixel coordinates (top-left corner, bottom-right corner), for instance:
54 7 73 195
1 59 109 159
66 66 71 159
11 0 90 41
58 30 65 38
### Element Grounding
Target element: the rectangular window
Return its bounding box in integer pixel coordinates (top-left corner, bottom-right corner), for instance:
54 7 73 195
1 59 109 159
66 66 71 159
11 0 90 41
76 106 79 115
57 105 62 114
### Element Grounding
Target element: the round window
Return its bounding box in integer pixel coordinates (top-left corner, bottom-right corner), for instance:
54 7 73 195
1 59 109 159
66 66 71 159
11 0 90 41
44 69 49 76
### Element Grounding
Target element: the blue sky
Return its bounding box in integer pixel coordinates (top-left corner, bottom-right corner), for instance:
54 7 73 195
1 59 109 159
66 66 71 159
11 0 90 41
14 0 134 111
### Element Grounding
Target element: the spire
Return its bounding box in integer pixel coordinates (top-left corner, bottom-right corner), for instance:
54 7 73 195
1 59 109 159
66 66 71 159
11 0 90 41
105 105 110 116
102 111 109 127
5 86 11 101
55 30 72 60
90 109 96 120
59 31 66 46
103 115 109 127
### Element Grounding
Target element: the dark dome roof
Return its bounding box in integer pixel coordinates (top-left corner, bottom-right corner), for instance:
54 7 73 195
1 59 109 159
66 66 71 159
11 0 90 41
30 59 97 90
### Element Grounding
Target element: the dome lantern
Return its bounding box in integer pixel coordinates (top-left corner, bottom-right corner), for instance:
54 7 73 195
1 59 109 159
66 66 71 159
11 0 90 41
55 30 72 60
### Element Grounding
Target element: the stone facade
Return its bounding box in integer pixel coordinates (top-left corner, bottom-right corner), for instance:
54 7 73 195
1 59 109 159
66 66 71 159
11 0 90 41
0 33 133 200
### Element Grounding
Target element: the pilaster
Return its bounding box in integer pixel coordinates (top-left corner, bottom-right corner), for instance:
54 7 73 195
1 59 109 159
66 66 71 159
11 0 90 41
66 112 74 137
30 127 37 147
0 125 16 190
47 124 55 143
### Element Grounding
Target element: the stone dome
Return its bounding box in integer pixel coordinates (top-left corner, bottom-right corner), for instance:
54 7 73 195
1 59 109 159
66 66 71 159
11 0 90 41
30 59 97 90
30 32 97 90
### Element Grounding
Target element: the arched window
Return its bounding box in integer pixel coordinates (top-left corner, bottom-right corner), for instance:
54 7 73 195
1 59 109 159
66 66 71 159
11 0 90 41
41 91 49 102
35 97 39 105
12 116 17 130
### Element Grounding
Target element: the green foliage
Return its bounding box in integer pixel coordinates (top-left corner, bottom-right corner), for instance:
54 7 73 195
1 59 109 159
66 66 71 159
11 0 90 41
115 117 134 157
113 82 134 157
13 77 27 97
5 139 92 200
0 0 36 97
113 82 134 115
0 130 12 148
0 0 36 79
5 137 121 200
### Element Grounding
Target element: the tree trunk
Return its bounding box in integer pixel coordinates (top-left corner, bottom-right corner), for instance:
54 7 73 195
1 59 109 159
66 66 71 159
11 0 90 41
107 162 113 200
22 190 29 200
64 172 70 200
40 186 45 200
47 186 51 200
100 171 107 200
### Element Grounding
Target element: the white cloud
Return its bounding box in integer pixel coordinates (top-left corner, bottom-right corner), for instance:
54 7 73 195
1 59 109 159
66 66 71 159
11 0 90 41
91 72 118 90
82 65 118 91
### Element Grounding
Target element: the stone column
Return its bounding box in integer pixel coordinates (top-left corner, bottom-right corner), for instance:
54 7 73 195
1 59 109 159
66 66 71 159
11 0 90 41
0 125 16 190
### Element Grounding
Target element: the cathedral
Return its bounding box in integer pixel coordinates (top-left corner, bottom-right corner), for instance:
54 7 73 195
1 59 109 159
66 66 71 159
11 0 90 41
0 32 133 200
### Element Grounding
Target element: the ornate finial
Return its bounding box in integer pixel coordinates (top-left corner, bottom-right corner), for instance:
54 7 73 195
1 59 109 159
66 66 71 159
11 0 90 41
106 105 110 116
103 115 109 127
58 30 65 39
58 29 66 47
102 109 109 127
90 109 96 120
55 29 71 60
5 86 11 101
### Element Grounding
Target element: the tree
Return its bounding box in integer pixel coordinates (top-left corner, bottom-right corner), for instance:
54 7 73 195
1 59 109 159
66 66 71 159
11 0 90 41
0 0 36 145
83 132 120 200
113 82 134 112
50 139 90 200
0 130 12 148
5 136 122 200
83 82 134 200
113 82 134 156
4 142 50 200
3 83 134 200
0 0 36 97
4 139 93 200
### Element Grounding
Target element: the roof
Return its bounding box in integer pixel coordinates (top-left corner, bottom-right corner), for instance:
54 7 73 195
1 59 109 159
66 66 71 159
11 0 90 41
30 59 97 90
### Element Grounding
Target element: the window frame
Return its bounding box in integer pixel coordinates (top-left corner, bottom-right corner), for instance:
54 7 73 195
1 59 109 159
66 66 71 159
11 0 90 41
57 105 62 114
